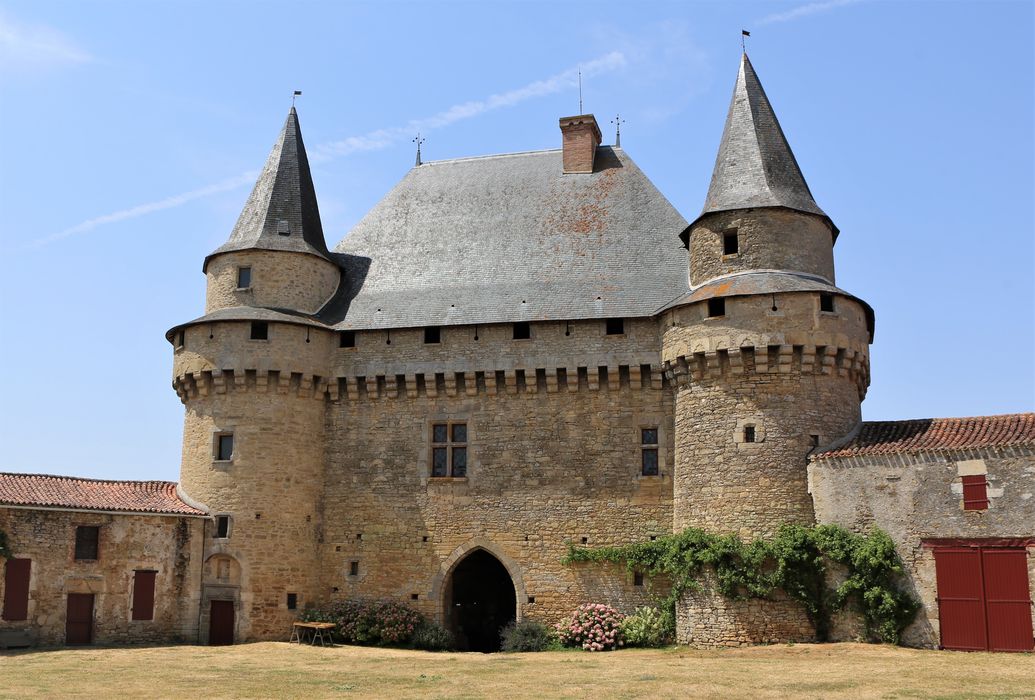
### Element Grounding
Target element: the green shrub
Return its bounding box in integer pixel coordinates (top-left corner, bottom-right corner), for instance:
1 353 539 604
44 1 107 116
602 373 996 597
500 619 558 652
302 598 423 646
619 606 672 647
410 620 454 651
557 603 625 651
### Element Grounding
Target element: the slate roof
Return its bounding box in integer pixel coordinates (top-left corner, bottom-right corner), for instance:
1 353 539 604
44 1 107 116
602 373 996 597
687 53 836 241
813 414 1035 460
204 107 331 271
328 146 690 330
0 472 206 516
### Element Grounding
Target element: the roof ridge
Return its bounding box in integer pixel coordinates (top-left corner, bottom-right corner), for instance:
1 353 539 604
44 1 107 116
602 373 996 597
0 471 179 486
421 147 563 166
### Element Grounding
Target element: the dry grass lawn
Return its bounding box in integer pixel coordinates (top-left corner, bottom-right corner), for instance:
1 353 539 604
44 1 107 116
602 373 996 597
1 642 1033 699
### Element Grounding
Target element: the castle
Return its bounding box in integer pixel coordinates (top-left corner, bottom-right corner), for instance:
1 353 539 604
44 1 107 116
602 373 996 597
2 54 1032 653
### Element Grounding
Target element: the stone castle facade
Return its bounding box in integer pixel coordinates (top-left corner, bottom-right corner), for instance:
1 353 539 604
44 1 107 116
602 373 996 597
2 54 1032 652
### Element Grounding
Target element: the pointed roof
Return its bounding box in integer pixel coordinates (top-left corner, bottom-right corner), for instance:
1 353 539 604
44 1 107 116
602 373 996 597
687 53 836 240
204 107 331 271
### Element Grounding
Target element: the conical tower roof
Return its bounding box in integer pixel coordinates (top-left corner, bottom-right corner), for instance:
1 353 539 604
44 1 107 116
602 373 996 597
690 53 837 238
204 107 331 270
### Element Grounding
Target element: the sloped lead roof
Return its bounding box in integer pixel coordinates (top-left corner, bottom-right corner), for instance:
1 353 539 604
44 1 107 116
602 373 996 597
688 53 837 240
204 107 331 271
328 147 690 330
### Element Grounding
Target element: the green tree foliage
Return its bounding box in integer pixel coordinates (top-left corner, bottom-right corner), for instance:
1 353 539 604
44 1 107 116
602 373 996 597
563 524 919 644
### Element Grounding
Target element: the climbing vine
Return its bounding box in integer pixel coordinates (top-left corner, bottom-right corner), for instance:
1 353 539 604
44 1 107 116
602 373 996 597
562 524 919 644
0 528 9 560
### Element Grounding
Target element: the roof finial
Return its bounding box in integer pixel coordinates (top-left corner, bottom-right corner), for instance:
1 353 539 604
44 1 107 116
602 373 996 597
413 133 425 167
292 90 302 107
741 29 750 53
611 114 625 148
578 67 583 114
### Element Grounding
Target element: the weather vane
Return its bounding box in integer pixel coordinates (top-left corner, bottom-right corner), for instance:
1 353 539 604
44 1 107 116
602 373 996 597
292 90 302 107
741 30 750 53
578 67 584 114
413 133 425 167
611 114 626 148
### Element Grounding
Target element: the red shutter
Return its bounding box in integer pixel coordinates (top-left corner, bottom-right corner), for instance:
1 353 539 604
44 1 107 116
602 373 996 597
961 475 988 510
982 549 1034 652
934 547 987 651
2 558 31 621
132 570 156 621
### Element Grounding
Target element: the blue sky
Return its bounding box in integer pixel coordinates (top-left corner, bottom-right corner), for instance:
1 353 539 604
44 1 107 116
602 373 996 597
0 0 1031 482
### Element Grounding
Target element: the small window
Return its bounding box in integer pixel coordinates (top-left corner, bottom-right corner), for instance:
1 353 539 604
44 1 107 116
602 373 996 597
707 297 725 318
723 229 739 255
75 526 99 561
744 426 756 443
339 331 356 348
237 266 252 289
431 421 468 477
810 434 821 449
605 318 624 335
286 593 298 610
962 475 989 511
215 516 230 539
2 558 31 621
217 433 234 461
820 294 835 313
250 321 269 340
633 571 644 587
513 322 531 340
641 428 659 476
132 570 156 621
277 219 291 236
175 331 185 349
424 326 441 344
349 561 359 576
411 593 419 601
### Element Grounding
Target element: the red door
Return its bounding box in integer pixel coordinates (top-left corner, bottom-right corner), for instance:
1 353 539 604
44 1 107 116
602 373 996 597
209 600 235 645
934 546 1034 652
65 593 94 645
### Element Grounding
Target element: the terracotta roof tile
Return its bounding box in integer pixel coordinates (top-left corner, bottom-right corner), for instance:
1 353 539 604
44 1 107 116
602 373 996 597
814 413 1035 460
0 472 206 516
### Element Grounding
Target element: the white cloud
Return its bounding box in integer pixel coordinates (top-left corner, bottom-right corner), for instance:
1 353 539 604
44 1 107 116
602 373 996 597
32 51 628 247
0 10 93 70
758 0 865 25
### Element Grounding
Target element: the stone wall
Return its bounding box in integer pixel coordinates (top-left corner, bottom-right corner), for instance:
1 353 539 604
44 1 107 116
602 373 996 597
0 507 203 646
809 446 1035 647
204 249 340 315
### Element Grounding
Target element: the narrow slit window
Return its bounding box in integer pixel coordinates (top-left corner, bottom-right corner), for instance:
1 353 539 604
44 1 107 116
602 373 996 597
237 267 252 289
424 326 441 344
349 561 359 576
641 427 659 476
217 434 234 461
513 322 531 340
744 426 756 443
723 230 739 255
707 298 726 318
250 321 269 340
605 318 625 335
215 516 230 539
810 434 821 449
74 526 99 561
962 475 989 511
339 331 356 348
820 294 835 313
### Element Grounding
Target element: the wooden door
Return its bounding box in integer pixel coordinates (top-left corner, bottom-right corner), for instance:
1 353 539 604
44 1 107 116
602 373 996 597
209 600 235 646
982 549 1034 652
65 593 94 645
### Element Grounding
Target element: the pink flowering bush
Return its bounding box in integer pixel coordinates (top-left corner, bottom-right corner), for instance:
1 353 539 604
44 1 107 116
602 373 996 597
303 598 422 646
556 603 625 651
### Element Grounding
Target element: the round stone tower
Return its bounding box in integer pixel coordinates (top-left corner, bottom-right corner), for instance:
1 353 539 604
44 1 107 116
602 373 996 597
662 54 874 541
168 107 340 642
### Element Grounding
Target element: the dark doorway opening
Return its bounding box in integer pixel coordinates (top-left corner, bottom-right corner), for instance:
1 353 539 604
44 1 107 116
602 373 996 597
209 600 235 646
65 593 94 645
448 549 516 652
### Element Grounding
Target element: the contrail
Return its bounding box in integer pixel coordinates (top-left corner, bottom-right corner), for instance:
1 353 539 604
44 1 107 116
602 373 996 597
32 51 627 248
758 0 864 25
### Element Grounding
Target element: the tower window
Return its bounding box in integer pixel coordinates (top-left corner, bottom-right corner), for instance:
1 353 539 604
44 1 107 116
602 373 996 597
605 318 625 335
216 433 234 461
707 298 726 318
641 428 659 476
810 435 821 449
820 294 835 313
349 561 359 576
277 220 291 236
286 593 298 610
175 331 185 349
250 321 269 340
723 229 739 255
74 526 99 561
513 322 531 340
744 426 756 443
424 326 441 344
237 267 252 289
215 515 230 539
339 331 356 348
431 422 468 478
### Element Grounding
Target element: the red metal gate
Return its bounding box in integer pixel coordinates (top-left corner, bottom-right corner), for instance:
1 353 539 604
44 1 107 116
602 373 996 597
934 545 1033 652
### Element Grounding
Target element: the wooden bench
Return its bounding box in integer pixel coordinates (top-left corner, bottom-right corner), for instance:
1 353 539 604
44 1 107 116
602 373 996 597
289 621 335 646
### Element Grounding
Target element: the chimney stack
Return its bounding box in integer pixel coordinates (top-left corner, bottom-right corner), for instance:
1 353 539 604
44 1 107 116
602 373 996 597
559 114 602 174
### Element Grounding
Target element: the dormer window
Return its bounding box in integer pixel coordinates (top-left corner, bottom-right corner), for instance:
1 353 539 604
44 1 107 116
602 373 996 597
277 220 291 236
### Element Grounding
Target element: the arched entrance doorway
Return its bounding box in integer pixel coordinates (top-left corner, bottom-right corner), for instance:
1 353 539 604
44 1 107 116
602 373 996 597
447 549 517 652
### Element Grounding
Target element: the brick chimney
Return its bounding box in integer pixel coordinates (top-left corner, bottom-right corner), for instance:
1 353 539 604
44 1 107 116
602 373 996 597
559 114 602 174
